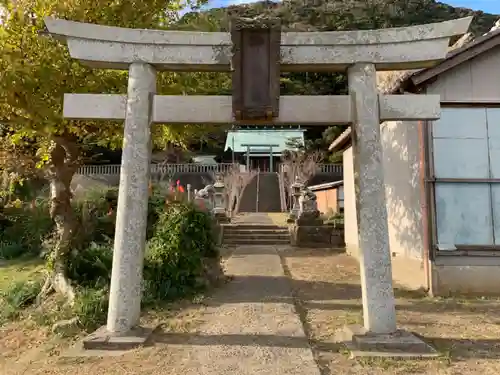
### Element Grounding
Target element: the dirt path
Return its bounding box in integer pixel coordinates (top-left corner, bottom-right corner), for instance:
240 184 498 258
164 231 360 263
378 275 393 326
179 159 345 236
146 244 320 375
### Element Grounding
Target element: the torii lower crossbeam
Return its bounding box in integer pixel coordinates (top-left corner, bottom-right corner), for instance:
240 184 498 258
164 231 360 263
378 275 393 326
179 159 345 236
63 94 441 124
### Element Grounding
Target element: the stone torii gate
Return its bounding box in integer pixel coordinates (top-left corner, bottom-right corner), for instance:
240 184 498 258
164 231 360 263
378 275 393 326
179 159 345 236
44 16 471 352
241 143 280 172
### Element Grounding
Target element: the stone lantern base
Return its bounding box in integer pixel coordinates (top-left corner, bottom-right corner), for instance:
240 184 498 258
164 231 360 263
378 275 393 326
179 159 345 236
213 209 230 223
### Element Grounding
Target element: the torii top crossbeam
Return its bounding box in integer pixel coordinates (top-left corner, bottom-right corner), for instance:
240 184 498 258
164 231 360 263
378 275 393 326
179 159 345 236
44 16 472 72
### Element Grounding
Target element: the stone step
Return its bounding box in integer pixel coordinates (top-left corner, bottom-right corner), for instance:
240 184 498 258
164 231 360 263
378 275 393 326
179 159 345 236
223 233 290 240
222 224 287 231
223 228 289 234
223 239 290 245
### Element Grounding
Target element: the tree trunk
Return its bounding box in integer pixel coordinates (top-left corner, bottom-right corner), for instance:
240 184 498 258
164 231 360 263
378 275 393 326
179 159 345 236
39 136 80 305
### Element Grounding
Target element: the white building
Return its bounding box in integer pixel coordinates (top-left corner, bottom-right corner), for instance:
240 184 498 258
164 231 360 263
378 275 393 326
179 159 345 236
330 25 500 296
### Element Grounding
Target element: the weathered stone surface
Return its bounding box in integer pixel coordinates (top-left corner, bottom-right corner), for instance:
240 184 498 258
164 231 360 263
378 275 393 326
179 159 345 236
230 16 281 30
45 16 472 72
289 224 344 247
83 326 153 351
63 93 441 125
349 63 396 334
295 188 323 227
107 62 156 334
336 325 439 359
195 184 215 212
212 177 227 218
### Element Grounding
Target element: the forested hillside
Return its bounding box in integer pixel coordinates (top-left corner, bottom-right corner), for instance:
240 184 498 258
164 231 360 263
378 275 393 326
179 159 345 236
178 0 497 97
176 0 498 153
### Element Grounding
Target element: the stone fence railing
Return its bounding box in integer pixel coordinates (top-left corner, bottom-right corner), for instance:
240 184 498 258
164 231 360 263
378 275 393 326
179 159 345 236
77 163 238 176
77 163 343 176
278 163 343 175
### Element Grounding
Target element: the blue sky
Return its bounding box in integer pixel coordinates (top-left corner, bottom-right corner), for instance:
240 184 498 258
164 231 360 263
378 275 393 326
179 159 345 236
447 1 500 14
203 0 500 14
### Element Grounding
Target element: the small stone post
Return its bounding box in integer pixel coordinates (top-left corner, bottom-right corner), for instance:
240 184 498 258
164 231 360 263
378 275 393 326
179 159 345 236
348 63 396 334
289 178 303 220
107 63 156 334
212 177 226 218
187 183 192 202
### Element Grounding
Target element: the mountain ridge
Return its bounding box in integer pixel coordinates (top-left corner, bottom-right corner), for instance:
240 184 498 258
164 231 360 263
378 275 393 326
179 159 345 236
175 0 499 152
179 0 498 36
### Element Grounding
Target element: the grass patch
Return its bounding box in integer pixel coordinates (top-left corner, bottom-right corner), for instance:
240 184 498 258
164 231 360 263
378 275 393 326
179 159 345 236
0 259 44 291
0 259 44 325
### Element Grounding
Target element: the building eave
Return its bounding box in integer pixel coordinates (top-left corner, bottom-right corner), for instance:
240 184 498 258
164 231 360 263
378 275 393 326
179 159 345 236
411 29 500 87
308 180 344 191
328 128 352 152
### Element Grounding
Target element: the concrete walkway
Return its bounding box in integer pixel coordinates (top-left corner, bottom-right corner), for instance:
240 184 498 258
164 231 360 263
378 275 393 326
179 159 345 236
163 245 321 375
230 212 276 225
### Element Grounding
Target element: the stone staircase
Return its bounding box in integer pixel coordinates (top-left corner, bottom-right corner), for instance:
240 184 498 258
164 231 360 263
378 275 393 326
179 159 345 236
221 224 290 246
257 172 282 213
237 172 282 213
237 175 258 213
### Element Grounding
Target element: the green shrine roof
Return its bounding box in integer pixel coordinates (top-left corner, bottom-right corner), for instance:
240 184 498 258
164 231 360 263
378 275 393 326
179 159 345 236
224 129 305 154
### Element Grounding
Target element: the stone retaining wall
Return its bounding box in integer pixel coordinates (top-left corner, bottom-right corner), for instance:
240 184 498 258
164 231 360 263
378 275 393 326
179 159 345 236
289 224 344 248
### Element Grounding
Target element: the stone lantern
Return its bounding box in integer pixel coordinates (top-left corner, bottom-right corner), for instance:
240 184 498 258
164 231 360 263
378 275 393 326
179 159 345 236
212 175 227 220
288 177 303 222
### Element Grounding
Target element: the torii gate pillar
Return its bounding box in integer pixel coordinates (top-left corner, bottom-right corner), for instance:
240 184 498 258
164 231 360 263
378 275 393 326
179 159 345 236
348 63 396 334
106 63 156 334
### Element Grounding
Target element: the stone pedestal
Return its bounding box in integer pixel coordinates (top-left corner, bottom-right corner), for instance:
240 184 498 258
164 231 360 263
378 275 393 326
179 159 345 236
335 325 439 359
289 224 344 248
83 326 153 351
105 62 156 342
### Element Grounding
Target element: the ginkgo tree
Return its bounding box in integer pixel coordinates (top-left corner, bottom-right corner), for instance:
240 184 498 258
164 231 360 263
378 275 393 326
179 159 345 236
0 0 230 303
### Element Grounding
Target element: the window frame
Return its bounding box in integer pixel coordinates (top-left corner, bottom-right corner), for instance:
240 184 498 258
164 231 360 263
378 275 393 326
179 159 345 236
428 103 500 254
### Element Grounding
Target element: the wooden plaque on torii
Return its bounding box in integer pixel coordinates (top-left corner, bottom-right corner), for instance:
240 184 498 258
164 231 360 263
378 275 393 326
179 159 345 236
230 17 281 123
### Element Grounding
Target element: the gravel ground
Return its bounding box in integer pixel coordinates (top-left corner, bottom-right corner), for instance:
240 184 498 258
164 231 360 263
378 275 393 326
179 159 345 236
1 245 320 375
280 247 500 375
4 243 500 375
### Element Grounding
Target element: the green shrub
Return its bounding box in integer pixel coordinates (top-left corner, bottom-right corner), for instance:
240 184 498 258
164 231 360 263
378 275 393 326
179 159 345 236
146 184 188 239
143 201 217 304
0 201 53 259
66 242 113 289
0 185 220 332
73 187 119 246
74 185 181 242
325 212 344 228
0 241 26 260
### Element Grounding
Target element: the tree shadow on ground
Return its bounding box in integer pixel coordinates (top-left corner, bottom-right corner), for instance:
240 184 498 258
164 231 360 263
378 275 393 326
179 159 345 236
224 245 346 257
418 335 500 360
149 328 500 360
151 329 343 353
207 274 500 317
